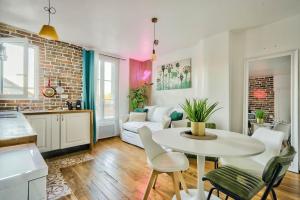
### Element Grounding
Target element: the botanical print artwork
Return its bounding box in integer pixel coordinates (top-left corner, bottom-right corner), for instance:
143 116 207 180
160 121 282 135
156 58 192 90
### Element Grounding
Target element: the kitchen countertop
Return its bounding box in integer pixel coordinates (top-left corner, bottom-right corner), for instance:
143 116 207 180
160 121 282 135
0 143 48 190
22 109 92 115
0 111 36 140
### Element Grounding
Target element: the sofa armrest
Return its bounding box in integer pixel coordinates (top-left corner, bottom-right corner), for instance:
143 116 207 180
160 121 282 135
119 114 129 132
120 114 129 123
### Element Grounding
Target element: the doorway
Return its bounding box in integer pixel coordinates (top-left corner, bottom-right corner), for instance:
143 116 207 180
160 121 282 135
243 50 299 173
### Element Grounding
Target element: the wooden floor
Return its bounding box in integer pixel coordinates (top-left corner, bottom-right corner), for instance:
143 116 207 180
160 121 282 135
60 137 300 200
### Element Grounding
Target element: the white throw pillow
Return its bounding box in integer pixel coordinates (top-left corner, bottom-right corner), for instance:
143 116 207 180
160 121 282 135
150 107 172 122
129 112 147 122
144 105 157 121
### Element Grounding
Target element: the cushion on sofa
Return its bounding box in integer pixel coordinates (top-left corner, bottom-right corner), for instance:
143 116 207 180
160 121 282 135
170 107 187 119
150 106 172 122
123 121 163 133
129 112 147 122
144 105 157 121
134 108 148 113
170 111 183 121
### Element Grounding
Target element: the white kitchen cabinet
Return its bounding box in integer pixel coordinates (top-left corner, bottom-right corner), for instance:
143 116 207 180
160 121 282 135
0 182 28 200
26 115 52 152
51 114 61 151
60 113 91 148
25 111 91 152
28 176 47 200
0 144 48 200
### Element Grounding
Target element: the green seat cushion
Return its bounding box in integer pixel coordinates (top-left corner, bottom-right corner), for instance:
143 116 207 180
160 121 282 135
205 123 216 129
203 166 264 200
170 111 183 121
134 108 148 112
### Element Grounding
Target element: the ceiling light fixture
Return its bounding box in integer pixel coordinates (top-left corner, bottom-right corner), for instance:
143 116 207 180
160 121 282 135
39 0 59 40
151 17 159 61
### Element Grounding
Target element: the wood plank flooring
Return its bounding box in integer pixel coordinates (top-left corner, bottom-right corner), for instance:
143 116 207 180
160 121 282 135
60 137 300 200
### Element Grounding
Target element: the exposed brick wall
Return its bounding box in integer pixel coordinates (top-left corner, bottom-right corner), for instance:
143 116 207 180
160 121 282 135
249 76 274 123
0 22 83 110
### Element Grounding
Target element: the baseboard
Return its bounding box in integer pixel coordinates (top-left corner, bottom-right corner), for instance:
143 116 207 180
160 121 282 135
41 144 90 159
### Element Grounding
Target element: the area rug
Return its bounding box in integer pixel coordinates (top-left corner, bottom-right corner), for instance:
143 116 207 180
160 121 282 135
46 153 94 200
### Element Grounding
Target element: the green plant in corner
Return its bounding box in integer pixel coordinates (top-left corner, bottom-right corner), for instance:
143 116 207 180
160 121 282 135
128 85 148 111
180 98 221 136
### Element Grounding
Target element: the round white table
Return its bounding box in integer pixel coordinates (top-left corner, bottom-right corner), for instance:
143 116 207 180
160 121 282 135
152 128 265 200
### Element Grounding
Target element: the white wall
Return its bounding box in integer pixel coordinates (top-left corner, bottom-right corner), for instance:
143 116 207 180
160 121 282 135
229 31 246 132
119 59 129 116
199 32 230 130
274 74 291 123
151 32 230 130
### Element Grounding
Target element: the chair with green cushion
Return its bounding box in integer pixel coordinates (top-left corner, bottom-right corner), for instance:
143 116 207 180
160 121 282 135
202 146 296 200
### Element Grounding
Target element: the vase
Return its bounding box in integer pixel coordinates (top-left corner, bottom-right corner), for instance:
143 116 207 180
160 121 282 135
191 122 205 136
257 118 264 124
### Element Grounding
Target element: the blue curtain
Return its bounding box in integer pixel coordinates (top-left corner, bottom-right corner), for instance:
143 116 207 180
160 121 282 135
82 49 97 143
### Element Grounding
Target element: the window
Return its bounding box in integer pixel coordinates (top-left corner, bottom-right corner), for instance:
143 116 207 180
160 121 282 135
103 62 114 119
95 55 119 122
0 38 39 99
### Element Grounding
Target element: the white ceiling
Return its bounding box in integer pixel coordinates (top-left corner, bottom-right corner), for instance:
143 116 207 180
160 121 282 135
249 55 291 77
1 0 300 60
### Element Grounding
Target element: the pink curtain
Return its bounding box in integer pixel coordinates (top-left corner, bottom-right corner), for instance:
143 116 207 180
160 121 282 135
129 59 152 89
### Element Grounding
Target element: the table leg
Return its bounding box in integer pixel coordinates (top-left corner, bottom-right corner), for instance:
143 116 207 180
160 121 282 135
172 155 220 200
195 155 206 199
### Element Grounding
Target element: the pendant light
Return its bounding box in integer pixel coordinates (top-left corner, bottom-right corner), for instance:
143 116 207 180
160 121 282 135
151 17 159 61
39 0 59 40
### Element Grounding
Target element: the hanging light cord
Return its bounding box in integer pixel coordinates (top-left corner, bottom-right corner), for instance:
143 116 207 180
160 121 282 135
153 22 155 50
44 0 56 25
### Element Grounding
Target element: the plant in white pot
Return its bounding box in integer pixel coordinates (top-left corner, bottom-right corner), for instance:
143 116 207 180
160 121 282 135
181 98 221 136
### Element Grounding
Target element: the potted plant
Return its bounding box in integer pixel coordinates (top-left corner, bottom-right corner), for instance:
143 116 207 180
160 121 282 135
128 85 148 111
255 109 265 124
181 98 221 136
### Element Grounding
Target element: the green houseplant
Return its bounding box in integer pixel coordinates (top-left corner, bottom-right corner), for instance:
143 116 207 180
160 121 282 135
255 109 265 124
128 86 147 111
181 98 221 136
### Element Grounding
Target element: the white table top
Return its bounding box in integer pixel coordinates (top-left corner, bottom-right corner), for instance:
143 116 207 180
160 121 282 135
0 143 48 190
153 128 265 158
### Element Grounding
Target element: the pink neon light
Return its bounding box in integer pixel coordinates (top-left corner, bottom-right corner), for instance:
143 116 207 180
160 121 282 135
142 70 151 81
253 89 267 99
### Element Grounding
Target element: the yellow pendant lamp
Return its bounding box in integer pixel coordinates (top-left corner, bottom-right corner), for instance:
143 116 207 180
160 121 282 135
39 0 59 40
151 17 159 61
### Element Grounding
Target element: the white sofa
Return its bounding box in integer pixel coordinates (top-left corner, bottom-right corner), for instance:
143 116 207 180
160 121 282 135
120 106 184 148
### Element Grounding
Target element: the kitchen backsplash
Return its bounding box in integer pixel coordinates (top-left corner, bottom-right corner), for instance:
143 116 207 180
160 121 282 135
0 22 83 110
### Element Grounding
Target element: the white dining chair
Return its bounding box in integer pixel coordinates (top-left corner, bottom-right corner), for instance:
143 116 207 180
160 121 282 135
138 126 189 200
273 122 291 146
220 127 285 177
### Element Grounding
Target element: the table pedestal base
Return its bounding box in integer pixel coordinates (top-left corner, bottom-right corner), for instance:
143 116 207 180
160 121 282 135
172 189 220 200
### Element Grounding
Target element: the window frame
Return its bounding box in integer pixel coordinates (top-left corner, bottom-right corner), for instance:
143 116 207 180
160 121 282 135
96 55 118 122
0 38 39 100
